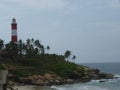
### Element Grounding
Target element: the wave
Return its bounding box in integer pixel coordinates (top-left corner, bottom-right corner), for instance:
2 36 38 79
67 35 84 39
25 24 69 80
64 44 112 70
89 74 120 84
51 85 109 90
114 74 120 79
51 86 65 90
14 85 35 90
51 75 120 90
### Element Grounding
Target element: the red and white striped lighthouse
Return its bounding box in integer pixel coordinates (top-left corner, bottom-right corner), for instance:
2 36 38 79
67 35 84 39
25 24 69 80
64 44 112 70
11 18 17 42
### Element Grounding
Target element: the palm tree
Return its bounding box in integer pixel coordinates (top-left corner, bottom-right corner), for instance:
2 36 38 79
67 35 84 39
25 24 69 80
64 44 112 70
0 39 4 50
26 39 31 46
18 39 23 56
26 38 36 57
5 41 18 57
34 39 42 54
64 50 71 61
72 55 76 63
41 45 45 55
46 45 50 50
34 48 39 55
46 45 50 53
31 38 34 43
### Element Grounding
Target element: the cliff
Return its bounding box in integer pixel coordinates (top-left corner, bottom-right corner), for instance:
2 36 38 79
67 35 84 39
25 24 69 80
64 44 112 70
0 54 114 86
7 63 113 86
17 70 113 86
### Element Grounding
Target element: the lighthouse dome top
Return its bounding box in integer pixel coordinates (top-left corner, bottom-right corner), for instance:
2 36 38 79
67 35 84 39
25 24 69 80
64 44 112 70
12 18 17 23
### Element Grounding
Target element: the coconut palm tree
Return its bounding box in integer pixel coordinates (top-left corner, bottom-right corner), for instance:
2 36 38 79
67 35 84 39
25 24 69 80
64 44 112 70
72 55 76 63
64 50 71 61
0 39 4 50
18 39 23 56
5 41 18 57
34 39 42 53
46 45 50 53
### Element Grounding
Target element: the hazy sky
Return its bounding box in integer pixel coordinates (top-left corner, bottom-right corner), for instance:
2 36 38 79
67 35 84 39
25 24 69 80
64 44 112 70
0 0 120 63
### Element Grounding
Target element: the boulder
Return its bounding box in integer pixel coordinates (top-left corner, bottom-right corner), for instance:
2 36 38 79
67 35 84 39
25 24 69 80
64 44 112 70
65 79 75 84
98 72 114 79
18 73 65 86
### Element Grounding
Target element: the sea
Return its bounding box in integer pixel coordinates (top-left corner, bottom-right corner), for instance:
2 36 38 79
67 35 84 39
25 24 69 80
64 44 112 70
15 62 120 90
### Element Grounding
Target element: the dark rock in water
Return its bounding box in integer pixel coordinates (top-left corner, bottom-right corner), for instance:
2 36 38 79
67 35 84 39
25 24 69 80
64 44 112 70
99 79 109 83
90 68 114 80
98 72 114 79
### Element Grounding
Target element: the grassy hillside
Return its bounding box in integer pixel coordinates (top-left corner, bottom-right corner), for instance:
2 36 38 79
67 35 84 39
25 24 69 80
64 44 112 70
0 53 80 78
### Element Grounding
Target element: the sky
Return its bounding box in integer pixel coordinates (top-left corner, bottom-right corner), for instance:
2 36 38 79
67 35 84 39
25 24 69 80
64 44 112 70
0 0 120 63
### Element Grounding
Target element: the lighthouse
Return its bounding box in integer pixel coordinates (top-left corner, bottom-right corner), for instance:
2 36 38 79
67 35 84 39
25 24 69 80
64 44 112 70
11 18 17 42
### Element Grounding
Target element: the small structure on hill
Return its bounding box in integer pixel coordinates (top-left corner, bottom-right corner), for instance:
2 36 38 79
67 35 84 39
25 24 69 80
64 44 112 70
0 70 8 90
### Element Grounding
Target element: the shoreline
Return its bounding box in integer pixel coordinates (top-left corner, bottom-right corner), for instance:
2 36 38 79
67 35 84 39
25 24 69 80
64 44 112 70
8 67 114 86
10 76 118 90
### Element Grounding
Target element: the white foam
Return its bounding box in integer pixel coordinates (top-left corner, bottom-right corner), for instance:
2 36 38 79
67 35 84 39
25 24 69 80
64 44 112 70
114 74 120 79
89 75 120 84
51 85 109 90
89 80 100 83
79 85 108 90
51 86 65 90
14 85 35 90
105 74 120 83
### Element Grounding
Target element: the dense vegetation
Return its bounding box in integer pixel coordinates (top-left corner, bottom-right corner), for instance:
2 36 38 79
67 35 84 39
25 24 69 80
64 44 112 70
0 38 114 85
0 38 77 78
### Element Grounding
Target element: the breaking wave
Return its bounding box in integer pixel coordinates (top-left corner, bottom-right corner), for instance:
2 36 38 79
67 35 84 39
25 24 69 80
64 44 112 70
51 75 120 90
51 85 109 90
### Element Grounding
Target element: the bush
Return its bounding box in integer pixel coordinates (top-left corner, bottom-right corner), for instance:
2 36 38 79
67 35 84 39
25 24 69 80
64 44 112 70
45 62 77 78
0 64 6 70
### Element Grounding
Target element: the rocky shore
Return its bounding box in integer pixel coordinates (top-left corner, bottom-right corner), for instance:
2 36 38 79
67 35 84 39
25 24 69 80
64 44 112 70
9 67 114 86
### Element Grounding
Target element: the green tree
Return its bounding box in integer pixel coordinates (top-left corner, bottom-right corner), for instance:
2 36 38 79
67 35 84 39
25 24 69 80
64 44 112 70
34 39 42 54
41 45 45 55
5 41 18 57
22 43 27 55
31 38 34 43
45 45 50 54
72 55 76 63
0 39 4 50
46 45 50 51
64 50 71 61
26 39 33 57
26 39 30 47
18 39 23 56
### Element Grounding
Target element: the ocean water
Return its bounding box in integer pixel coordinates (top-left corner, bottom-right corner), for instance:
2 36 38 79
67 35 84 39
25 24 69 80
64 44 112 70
16 63 120 90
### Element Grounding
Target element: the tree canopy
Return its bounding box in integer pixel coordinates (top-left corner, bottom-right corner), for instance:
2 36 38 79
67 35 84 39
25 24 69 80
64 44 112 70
0 38 76 63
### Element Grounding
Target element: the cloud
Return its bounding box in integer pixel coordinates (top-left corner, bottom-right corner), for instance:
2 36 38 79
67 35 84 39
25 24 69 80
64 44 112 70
76 0 120 9
85 22 120 32
1 0 120 11
105 0 120 8
6 0 69 10
0 0 80 18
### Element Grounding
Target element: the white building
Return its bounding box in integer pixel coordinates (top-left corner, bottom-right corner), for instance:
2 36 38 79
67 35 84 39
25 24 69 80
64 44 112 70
0 70 8 90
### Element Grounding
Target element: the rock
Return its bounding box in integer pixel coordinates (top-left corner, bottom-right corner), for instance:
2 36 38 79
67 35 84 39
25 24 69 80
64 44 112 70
92 74 99 80
99 79 108 83
89 68 114 80
98 72 114 79
65 79 75 84
91 68 100 74
18 77 31 84
14 67 114 86
18 73 66 86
